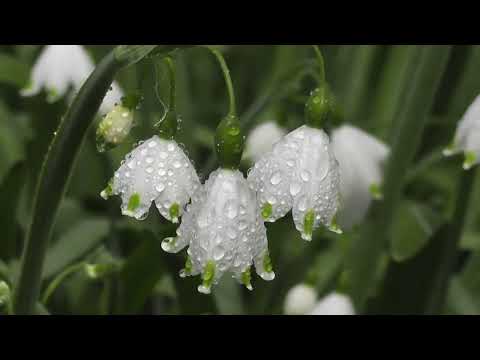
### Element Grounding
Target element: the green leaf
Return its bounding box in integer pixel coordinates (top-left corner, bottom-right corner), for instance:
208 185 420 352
116 230 169 314
446 276 480 315
0 53 30 88
391 201 443 262
42 218 110 280
0 103 32 184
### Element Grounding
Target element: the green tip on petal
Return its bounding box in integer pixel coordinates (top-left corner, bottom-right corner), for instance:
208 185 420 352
85 263 119 280
169 203 180 223
261 203 273 220
369 183 383 200
127 193 141 212
46 88 60 103
198 261 216 295
303 209 315 241
443 141 457 157
463 151 477 170
161 237 177 253
241 267 253 291
179 255 192 277
100 179 114 200
328 216 343 235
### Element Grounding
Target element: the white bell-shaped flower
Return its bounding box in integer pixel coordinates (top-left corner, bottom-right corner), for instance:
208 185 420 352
244 121 287 163
308 292 355 315
331 125 389 230
21 45 123 114
101 135 200 223
444 94 480 170
284 284 317 315
162 169 275 294
248 125 341 241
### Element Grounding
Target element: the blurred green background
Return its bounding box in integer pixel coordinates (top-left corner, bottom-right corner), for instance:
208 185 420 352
1 45 480 315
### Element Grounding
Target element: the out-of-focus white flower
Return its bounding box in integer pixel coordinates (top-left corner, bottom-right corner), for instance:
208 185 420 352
101 135 200 223
244 121 287 163
21 45 123 114
284 285 355 315
443 94 480 170
284 284 317 315
308 292 355 315
248 125 341 241
96 104 135 152
162 169 275 294
331 125 389 230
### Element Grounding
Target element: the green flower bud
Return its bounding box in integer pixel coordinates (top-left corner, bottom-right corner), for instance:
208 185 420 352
215 114 245 170
305 85 339 129
85 262 120 280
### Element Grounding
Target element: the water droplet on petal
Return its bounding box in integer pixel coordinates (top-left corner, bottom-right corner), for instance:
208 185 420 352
270 172 282 185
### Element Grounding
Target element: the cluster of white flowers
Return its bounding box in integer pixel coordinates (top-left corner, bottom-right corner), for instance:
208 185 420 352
21 45 123 114
102 119 389 294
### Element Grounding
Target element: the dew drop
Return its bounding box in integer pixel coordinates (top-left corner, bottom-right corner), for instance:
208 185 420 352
290 182 301 196
270 172 282 185
300 170 311 182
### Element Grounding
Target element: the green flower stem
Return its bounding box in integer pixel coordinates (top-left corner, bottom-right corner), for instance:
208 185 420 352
41 262 87 305
208 47 236 116
13 45 184 315
165 57 176 111
312 45 326 84
347 46 452 311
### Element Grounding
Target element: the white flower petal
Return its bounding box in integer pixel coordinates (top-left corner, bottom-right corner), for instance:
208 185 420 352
331 125 389 230
244 121 287 163
284 284 317 315
248 125 341 240
110 136 199 222
308 292 355 315
171 169 273 293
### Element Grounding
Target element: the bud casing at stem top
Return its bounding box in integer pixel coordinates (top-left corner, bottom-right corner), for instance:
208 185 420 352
215 114 245 170
305 84 341 129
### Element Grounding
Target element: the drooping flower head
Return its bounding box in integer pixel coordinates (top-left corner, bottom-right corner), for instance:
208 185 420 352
162 168 274 294
21 45 123 114
248 84 341 241
331 125 389 230
444 94 480 170
101 135 200 223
